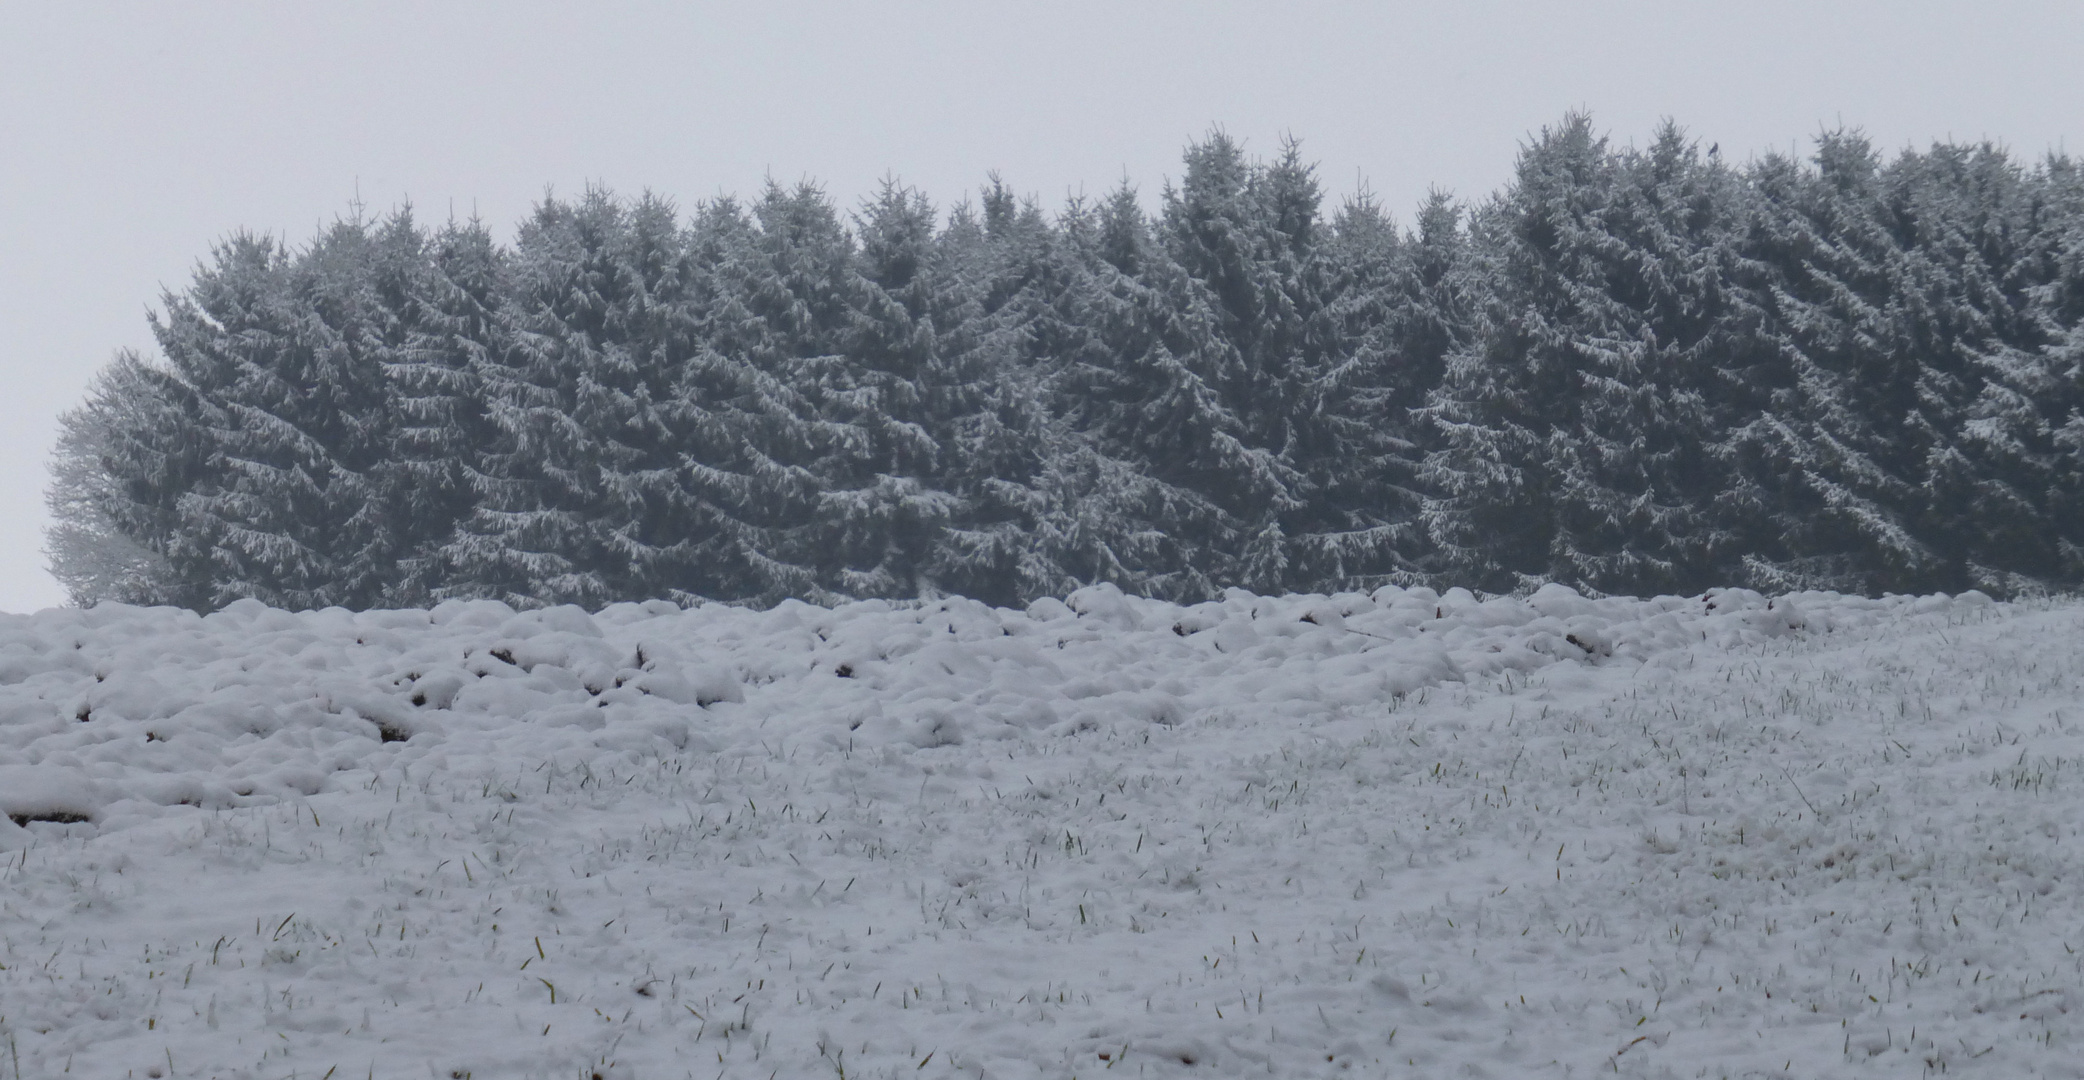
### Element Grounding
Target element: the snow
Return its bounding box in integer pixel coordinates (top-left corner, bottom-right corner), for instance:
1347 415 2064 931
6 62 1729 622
0 583 2077 1076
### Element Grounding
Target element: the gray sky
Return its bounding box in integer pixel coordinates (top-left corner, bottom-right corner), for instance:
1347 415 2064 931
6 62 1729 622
2 1 2076 613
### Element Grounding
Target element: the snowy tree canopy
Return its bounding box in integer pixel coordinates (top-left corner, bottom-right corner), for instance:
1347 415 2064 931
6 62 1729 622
48 121 2084 609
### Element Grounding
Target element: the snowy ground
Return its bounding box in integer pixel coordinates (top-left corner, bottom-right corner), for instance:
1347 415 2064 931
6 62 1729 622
1 584 2081 1078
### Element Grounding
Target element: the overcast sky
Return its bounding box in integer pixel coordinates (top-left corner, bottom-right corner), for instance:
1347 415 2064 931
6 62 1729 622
2 1 2077 612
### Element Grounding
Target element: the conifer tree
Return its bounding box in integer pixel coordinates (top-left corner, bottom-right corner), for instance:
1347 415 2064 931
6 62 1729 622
666 192 831 603
441 191 636 608
1735 133 2037 592
958 189 1158 600
45 350 202 607
1423 119 1766 595
1048 182 1238 598
583 193 706 601
1581 123 1772 592
1882 143 2048 589
47 121 2084 609
1283 186 1430 589
1154 135 1323 592
703 182 869 600
1953 154 2084 587
156 217 402 609
798 182 961 598
381 218 502 605
1420 116 1612 592
648 199 792 603
921 188 1061 606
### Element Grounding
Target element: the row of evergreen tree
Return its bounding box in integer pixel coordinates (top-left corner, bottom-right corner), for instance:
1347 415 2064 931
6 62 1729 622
48 116 2084 611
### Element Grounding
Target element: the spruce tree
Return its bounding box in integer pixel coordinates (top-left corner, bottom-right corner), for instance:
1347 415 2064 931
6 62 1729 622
963 189 1159 601
1284 186 1430 590
1953 153 2084 588
44 350 201 607
1883 143 2048 589
1048 182 1237 598
921 188 1061 606
1420 115 1614 593
1737 133 2039 592
1584 123 1773 592
156 218 401 610
799 181 961 598
1423 118 1766 595
440 191 633 608
656 196 819 603
702 181 866 601
48 121 2084 610
382 218 503 605
1154 135 1324 593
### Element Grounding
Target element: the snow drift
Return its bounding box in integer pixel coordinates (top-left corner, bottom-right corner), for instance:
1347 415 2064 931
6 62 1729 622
0 583 1974 832
7 583 2075 1079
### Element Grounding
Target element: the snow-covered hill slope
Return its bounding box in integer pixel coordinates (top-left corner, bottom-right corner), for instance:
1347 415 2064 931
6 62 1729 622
0 584 2077 1077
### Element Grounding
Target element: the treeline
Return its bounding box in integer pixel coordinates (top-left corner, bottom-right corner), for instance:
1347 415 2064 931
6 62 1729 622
48 116 2084 611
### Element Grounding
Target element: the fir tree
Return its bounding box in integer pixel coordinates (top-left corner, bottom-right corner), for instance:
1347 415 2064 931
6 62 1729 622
44 350 199 607
699 182 866 601
800 181 961 598
1954 153 2084 587
1583 122 1773 592
1284 186 1431 590
47 120 2084 610
1420 115 1612 593
958 189 1155 601
441 191 636 608
1049 182 1237 598
1736 133 2038 592
1882 142 2048 589
381 218 503 605
1424 118 1764 595
1154 134 1322 592
922 189 1060 606
657 196 823 603
157 217 402 610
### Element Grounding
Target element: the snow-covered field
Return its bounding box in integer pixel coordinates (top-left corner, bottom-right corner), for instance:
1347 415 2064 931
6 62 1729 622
1 584 2079 1078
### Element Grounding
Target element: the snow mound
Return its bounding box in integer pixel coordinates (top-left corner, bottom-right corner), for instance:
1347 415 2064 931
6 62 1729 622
4 584 2073 1078
0 584 1991 830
